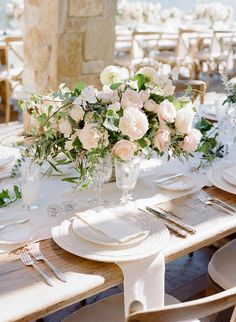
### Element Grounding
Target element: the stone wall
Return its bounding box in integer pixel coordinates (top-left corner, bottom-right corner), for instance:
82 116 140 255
23 0 117 94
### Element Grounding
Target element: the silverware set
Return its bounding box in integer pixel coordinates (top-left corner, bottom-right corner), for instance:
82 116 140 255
19 242 66 286
198 189 236 215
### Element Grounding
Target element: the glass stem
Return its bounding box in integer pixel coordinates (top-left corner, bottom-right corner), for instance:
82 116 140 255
121 189 129 205
224 143 229 163
95 181 102 203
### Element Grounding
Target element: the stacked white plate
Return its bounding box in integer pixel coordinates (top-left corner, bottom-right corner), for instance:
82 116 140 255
52 207 170 263
0 146 19 179
208 163 236 194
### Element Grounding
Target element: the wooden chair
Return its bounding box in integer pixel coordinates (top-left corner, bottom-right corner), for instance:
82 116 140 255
63 287 236 322
174 80 207 104
0 36 23 123
127 287 236 322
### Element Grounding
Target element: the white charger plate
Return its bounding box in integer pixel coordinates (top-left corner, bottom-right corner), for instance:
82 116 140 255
207 164 236 195
72 216 149 247
52 211 170 263
222 166 236 186
0 222 37 245
157 175 194 191
0 154 14 168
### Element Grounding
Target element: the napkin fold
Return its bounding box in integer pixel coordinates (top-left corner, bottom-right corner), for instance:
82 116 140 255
118 252 165 316
76 208 149 243
223 165 236 184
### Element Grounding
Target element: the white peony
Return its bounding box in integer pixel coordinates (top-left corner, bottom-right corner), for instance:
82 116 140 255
139 89 150 103
100 66 123 85
175 104 195 134
112 139 135 160
97 85 119 104
121 88 143 109
78 124 99 150
69 105 85 123
58 118 72 138
156 99 177 123
119 107 149 141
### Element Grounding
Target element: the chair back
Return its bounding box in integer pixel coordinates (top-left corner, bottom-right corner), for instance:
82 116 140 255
174 80 206 104
4 36 23 80
127 287 236 322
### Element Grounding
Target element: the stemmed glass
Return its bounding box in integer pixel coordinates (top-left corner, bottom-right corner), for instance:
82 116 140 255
215 97 236 163
89 153 112 205
115 158 140 205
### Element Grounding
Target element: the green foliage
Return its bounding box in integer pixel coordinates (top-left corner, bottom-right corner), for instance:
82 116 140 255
0 185 22 207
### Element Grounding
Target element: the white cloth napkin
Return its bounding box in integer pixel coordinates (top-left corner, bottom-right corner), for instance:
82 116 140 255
223 165 236 184
117 252 165 316
77 207 149 243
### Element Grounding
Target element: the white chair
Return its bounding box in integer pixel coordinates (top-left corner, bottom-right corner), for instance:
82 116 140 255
63 287 236 322
208 239 236 291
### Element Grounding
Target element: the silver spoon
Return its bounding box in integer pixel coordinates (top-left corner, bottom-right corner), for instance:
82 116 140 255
0 218 29 230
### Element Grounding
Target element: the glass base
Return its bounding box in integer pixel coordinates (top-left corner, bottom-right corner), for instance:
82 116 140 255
23 204 39 210
87 198 108 205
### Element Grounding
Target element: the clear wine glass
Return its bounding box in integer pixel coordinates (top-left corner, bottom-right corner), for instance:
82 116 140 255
89 153 112 205
215 98 236 163
115 158 140 206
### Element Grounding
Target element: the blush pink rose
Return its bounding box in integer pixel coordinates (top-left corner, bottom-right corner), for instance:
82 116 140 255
112 140 135 160
144 99 158 112
156 99 177 123
180 129 202 153
121 88 143 109
154 126 171 152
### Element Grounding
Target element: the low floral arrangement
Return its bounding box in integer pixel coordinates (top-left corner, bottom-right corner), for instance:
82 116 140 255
21 65 209 189
220 72 236 105
5 0 24 29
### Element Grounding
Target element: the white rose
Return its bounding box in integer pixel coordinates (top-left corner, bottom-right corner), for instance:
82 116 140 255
119 107 149 141
154 125 171 152
139 89 150 103
112 139 135 160
100 65 123 85
108 102 121 112
58 118 72 138
163 82 175 96
137 67 157 84
97 85 119 104
74 86 97 108
69 105 85 123
121 88 143 109
180 129 202 153
144 99 158 112
78 124 99 150
175 105 195 134
156 99 177 123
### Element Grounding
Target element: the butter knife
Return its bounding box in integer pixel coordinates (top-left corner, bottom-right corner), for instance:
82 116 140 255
138 208 188 238
146 206 196 234
155 173 183 184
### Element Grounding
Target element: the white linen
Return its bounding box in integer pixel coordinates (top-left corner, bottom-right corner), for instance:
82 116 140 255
118 252 164 316
0 156 210 253
77 207 149 243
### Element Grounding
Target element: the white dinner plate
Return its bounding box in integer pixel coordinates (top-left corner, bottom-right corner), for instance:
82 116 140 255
52 210 170 262
207 164 236 195
157 175 194 191
0 222 37 245
198 104 217 122
72 216 149 247
222 165 236 186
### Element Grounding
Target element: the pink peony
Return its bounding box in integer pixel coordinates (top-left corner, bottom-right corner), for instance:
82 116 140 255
121 88 143 109
112 140 135 160
180 129 202 153
154 126 171 152
156 99 177 123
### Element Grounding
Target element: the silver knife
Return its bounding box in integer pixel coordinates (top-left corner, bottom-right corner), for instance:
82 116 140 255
146 206 196 234
155 173 183 184
138 208 188 238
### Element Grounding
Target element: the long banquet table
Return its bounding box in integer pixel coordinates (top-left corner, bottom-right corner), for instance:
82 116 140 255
0 185 236 321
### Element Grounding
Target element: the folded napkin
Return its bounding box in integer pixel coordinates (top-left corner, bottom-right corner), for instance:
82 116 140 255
76 207 149 243
223 165 236 184
118 252 164 316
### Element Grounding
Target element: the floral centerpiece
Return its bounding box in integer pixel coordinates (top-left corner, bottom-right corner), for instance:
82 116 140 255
21 65 203 189
5 0 24 30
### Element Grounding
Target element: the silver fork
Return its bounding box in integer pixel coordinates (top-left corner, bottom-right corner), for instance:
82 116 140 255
198 194 235 216
19 250 55 286
0 218 29 230
200 189 236 212
28 242 67 283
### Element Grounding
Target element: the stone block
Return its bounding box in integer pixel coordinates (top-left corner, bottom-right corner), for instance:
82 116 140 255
57 33 83 78
84 17 115 61
69 0 104 17
82 60 104 74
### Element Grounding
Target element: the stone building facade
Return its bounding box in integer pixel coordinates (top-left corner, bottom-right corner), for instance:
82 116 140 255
23 0 117 94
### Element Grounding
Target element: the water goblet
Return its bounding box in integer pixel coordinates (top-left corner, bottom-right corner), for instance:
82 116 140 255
89 153 112 205
21 160 40 210
115 158 140 206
